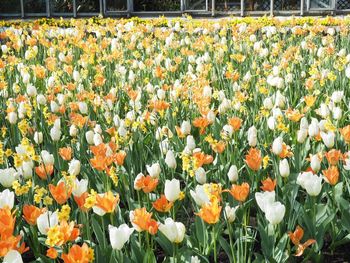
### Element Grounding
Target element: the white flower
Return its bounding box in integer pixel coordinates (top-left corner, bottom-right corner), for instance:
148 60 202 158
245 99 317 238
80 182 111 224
320 131 335 148
85 131 94 144
165 150 176 169
0 189 14 209
37 211 59 235
265 201 285 225
67 159 81 176
267 116 276 130
79 102 88 114
332 107 342 120
297 129 308 143
308 118 319 137
164 179 181 202
69 125 78 137
190 256 201 263
8 112 17 124
34 131 43 144
50 126 61 141
180 120 191 135
159 218 186 243
344 154 350 171
227 165 238 182
133 173 144 191
3 250 23 263
41 150 54 166
72 178 88 197
146 163 161 178
190 185 210 206
19 161 33 179
93 133 103 146
255 191 275 213
297 171 323 196
279 159 290 178
0 168 18 188
109 224 134 250
345 66 350 78
331 91 344 103
195 167 206 184
186 135 196 151
310 154 321 172
272 137 283 155
224 205 239 223
247 126 257 147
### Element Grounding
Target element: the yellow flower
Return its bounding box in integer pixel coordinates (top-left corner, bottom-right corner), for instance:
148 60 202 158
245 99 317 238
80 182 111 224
263 155 270 169
58 205 71 221
43 196 53 206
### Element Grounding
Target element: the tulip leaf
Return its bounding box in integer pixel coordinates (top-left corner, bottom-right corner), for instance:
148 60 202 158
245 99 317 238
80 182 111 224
155 232 174 256
218 236 233 262
92 216 107 249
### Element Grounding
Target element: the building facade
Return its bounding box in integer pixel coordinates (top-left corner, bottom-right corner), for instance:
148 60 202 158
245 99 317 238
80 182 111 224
0 0 349 18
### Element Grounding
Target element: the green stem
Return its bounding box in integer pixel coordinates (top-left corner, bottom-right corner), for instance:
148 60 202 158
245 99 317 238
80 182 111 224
213 226 217 263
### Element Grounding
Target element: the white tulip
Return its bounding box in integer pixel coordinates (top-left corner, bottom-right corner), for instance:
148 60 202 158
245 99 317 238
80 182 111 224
109 224 134 250
0 189 14 209
265 201 285 225
165 150 177 169
40 150 54 166
272 137 283 155
146 163 161 178
186 135 196 151
134 173 144 191
3 250 23 263
331 91 344 103
180 120 191 135
79 102 88 114
247 126 257 147
297 129 308 143
164 179 181 202
19 161 33 179
0 168 18 188
69 125 78 137
85 131 94 144
159 218 186 243
255 191 275 213
346 66 350 78
308 119 319 137
310 154 321 172
50 126 61 141
8 112 17 124
224 205 239 223
190 185 210 206
37 211 59 235
72 178 88 197
267 116 276 130
93 133 103 146
332 107 342 120
34 131 43 144
279 159 290 177
297 171 323 196
320 131 335 148
227 165 238 182
195 167 206 184
68 159 81 176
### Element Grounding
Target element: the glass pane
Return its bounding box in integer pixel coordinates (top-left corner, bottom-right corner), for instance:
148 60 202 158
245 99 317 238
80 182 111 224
186 0 207 9
134 0 180 11
245 0 270 10
310 0 332 8
50 0 73 13
215 0 241 11
337 0 350 9
0 0 21 13
25 0 46 13
274 0 300 10
106 0 128 11
77 0 100 12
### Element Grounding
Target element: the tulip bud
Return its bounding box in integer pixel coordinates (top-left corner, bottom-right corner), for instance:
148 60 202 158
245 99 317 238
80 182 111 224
34 131 43 144
297 129 308 143
267 116 276 130
186 135 196 151
310 154 321 172
109 224 134 250
195 167 206 184
227 165 238 182
69 125 78 137
8 112 17 124
247 126 257 147
279 159 290 177
72 178 88 197
224 205 238 223
41 150 54 166
50 126 61 141
320 131 335 148
0 168 18 188
68 159 81 176
165 150 176 169
297 171 322 196
265 201 285 225
164 179 181 202
85 131 94 144
4 250 23 263
181 120 191 135
159 218 186 243
308 119 319 137
255 191 275 213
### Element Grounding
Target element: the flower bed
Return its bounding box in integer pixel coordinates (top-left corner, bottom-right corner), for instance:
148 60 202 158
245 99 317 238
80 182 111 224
1 17 350 262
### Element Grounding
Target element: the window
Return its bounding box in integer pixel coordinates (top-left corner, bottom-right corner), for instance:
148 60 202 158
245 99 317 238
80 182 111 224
51 0 74 13
106 0 128 11
245 0 270 11
216 0 241 11
274 0 300 10
0 0 21 13
25 0 47 13
77 0 100 12
133 0 181 11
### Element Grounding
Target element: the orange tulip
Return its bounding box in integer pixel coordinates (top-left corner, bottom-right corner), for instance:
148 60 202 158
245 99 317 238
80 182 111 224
228 117 242 131
193 152 213 168
279 143 293 158
22 205 46 225
322 166 339 186
74 192 89 211
260 177 277 192
59 147 73 161
340 125 350 143
135 175 159 194
46 247 58 259
152 195 173 213
61 243 93 263
288 225 316 256
196 198 222 224
0 235 28 257
325 149 343 165
49 181 72 205
35 164 54 180
114 151 126 166
225 182 250 202
0 206 15 237
212 141 226 154
193 117 210 135
245 148 262 171
95 191 119 214
131 207 158 235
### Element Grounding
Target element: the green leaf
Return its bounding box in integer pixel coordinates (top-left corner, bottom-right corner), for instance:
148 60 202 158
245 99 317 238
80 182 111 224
155 232 174 256
92 216 107 249
218 236 233 262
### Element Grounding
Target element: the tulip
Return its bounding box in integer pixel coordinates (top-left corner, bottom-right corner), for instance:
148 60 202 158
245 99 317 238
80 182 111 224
164 179 181 202
255 191 275 213
297 172 323 196
8 112 17 124
310 154 321 172
267 116 276 130
50 126 61 141
41 150 54 166
297 129 308 143
0 168 18 188
195 167 207 184
224 205 238 223
69 125 78 137
34 131 43 144
0 189 15 209
146 163 161 178
190 185 210 206
272 137 283 155
37 211 59 235
68 159 81 176
331 91 344 103
180 120 191 135
72 178 88 197
247 126 257 147
186 135 196 151
227 165 238 182
320 131 335 148
109 224 134 250
265 201 285 225
165 150 176 169
85 131 94 144
159 218 186 243
4 250 23 263
19 161 33 179
308 119 319 137
279 159 290 177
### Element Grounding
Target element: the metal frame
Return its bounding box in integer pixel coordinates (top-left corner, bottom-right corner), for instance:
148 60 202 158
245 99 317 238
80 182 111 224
0 0 350 18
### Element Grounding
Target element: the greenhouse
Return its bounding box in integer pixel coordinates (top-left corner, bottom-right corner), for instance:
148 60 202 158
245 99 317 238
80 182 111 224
0 0 349 17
